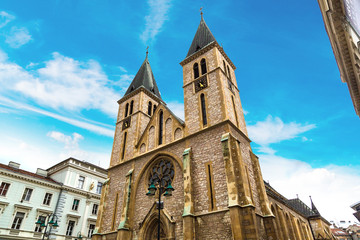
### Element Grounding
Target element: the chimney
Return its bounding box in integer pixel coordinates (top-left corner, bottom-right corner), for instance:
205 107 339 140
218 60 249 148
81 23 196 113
36 168 48 177
8 161 20 169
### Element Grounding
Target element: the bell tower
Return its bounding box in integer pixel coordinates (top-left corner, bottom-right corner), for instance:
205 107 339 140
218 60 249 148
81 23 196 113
180 14 248 137
109 53 163 167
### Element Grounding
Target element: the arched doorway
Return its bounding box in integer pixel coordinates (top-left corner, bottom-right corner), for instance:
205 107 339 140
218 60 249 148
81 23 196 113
144 217 167 240
139 203 175 240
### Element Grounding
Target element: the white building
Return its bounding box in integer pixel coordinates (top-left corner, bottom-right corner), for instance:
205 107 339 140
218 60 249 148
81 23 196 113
0 158 107 240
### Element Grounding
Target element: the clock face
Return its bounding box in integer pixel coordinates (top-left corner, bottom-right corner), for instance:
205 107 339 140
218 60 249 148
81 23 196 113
122 117 131 130
194 76 208 93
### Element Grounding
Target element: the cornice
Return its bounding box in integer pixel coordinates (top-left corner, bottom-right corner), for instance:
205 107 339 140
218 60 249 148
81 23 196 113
61 185 101 199
117 87 165 105
180 41 236 70
0 170 61 189
48 162 107 178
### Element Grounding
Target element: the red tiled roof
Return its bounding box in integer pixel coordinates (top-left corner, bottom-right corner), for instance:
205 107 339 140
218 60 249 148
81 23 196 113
0 163 61 185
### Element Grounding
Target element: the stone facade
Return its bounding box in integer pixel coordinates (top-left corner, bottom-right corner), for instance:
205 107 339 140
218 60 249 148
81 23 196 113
93 16 335 240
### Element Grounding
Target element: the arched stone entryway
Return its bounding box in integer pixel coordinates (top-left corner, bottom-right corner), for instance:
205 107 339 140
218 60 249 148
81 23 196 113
139 203 175 240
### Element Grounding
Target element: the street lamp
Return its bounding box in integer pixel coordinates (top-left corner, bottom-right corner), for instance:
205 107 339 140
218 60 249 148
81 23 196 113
75 231 83 240
35 213 59 240
146 180 174 240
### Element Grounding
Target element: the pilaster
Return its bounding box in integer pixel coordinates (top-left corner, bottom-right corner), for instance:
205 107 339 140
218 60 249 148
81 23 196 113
182 148 195 240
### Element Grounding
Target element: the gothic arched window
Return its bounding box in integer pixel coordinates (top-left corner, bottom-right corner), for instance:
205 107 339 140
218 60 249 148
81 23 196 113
125 103 129 118
193 63 199 79
223 60 227 75
148 101 152 116
200 93 207 126
201 58 207 75
121 132 127 160
153 105 157 114
227 65 232 80
129 100 134 115
158 111 163 145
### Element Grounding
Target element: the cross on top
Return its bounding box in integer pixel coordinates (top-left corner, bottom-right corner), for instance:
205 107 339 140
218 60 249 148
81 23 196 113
200 7 203 16
146 46 149 57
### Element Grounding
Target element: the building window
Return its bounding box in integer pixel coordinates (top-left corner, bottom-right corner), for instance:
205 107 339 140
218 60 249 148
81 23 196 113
88 224 96 238
153 105 157 114
158 111 163 145
231 96 239 127
43 193 53 206
72 199 80 211
121 132 127 160
148 101 152 116
193 63 199 79
223 60 227 75
66 220 75 236
227 65 231 80
96 182 103 194
205 162 216 211
77 176 85 189
201 58 207 75
129 100 134 115
11 212 25 229
92 204 98 215
200 93 207 126
124 103 129 118
21 188 33 202
34 216 46 232
0 182 10 196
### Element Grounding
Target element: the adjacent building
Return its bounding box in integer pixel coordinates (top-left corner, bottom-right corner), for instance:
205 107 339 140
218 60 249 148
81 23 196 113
0 158 107 240
351 201 360 222
93 15 335 240
317 0 360 117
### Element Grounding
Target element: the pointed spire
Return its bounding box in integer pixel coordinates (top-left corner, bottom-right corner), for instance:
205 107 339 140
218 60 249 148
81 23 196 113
309 196 321 216
186 11 217 57
124 49 161 99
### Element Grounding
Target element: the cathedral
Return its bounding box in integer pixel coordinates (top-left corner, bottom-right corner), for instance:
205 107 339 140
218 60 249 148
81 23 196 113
92 15 335 240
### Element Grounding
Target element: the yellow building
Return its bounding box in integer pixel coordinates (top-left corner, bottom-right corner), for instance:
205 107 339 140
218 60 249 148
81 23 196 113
318 0 360 117
93 15 336 240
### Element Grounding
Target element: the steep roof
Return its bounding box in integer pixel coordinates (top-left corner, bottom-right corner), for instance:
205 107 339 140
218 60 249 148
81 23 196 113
124 55 161 99
186 15 217 57
287 198 318 218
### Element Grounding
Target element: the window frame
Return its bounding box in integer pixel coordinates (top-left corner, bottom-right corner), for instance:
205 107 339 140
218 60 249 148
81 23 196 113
200 58 207 75
66 220 75 236
21 188 33 202
11 212 25 230
42 193 53 206
77 176 85 189
88 223 96 238
96 182 103 194
92 204 98 215
0 182 10 197
72 199 80 211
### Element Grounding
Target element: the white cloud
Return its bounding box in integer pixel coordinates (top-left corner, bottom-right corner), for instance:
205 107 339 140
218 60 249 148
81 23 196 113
0 96 114 137
140 0 172 43
47 131 84 149
5 26 32 48
247 115 316 146
0 50 131 118
259 154 360 222
167 101 184 120
0 11 15 28
0 133 110 172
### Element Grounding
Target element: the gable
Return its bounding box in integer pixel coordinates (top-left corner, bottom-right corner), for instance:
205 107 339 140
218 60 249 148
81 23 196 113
136 103 185 154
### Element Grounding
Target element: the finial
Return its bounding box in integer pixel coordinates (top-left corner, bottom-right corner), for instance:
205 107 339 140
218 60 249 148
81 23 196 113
200 7 203 18
296 194 299 199
146 46 149 58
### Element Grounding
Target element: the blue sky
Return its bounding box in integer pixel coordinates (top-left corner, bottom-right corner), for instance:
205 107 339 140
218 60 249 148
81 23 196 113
0 0 359 224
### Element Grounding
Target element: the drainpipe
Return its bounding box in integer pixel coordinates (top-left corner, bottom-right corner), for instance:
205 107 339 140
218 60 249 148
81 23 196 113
48 185 63 239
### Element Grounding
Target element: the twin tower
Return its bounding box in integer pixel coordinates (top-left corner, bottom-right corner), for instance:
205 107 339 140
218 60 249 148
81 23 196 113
92 15 330 240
